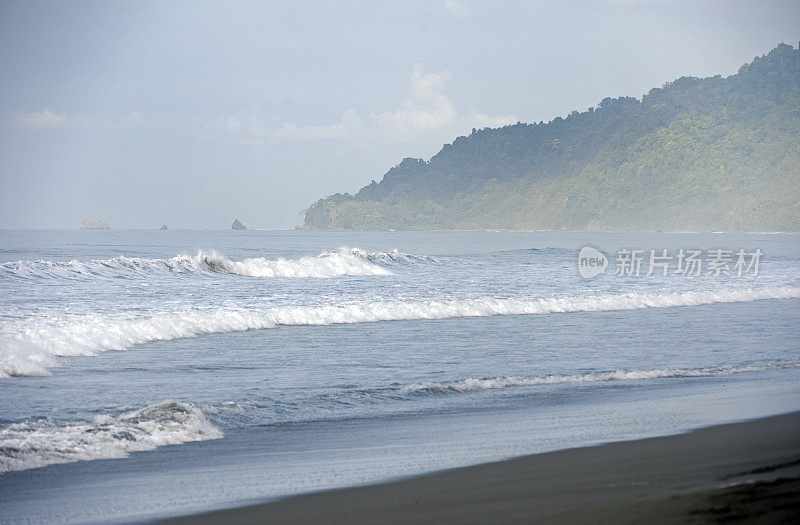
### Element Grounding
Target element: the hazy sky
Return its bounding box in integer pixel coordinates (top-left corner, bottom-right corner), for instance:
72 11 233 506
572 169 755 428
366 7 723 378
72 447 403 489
1 0 798 229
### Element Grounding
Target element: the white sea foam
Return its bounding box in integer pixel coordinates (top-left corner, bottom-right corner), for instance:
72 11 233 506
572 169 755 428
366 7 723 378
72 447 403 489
174 248 396 278
0 401 222 473
1 286 798 377
395 363 800 394
0 247 412 280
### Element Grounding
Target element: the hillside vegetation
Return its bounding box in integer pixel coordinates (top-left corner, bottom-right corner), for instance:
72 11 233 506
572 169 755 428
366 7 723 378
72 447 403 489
303 44 800 231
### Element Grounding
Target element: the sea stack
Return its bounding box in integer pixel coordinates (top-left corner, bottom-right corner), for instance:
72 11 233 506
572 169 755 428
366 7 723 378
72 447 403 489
160 224 168 230
80 218 110 230
232 219 247 230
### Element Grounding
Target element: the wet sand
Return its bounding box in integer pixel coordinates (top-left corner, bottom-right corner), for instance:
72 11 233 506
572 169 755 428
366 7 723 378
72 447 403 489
161 411 800 524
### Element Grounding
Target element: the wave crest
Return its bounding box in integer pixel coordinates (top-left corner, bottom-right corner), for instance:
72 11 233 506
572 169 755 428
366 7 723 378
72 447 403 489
0 401 222 473
176 248 397 278
395 363 800 394
1 286 798 378
0 247 425 281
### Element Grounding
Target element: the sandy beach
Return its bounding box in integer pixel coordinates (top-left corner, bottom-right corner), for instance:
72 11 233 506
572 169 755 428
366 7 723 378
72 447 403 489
161 411 800 524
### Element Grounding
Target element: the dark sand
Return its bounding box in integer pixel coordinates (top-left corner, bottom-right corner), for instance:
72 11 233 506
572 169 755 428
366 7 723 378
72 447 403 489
162 412 800 524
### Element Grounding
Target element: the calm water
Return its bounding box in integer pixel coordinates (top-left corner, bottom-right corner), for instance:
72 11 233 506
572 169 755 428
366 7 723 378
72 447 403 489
1 230 799 522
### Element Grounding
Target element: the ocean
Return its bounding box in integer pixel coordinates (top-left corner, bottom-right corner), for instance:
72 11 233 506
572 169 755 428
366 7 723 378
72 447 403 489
1 229 798 523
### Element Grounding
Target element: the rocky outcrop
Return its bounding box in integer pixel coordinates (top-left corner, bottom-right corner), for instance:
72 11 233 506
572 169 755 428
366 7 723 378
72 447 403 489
80 218 110 230
160 224 168 230
231 219 247 230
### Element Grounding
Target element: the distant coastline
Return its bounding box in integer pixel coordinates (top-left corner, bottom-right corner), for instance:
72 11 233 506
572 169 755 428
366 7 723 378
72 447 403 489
303 44 800 233
296 226 800 234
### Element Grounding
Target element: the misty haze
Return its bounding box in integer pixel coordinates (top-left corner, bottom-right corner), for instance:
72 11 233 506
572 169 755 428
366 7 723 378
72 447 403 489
1 2 799 524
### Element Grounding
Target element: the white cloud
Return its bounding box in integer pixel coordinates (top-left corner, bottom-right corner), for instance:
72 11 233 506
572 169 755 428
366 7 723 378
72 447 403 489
201 106 266 145
276 64 456 141
373 64 456 133
9 108 68 129
211 115 242 134
275 109 364 140
120 109 147 126
7 108 145 131
471 112 518 129
273 64 516 143
444 0 472 18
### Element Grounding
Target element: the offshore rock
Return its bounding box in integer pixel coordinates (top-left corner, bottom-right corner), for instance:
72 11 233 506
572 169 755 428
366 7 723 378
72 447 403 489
80 218 110 230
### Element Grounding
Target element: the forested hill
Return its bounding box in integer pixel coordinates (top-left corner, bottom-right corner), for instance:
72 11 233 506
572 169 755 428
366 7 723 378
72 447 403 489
302 44 800 231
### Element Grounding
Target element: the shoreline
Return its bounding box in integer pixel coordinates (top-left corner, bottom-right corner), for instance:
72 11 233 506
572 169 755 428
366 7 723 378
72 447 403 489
160 411 800 524
295 227 800 234
2 228 798 234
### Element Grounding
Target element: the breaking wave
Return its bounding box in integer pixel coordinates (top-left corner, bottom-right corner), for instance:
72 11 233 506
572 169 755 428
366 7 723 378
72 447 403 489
0 247 430 281
1 286 798 378
3 361 795 474
0 401 222 473
223 362 800 425
395 363 800 395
